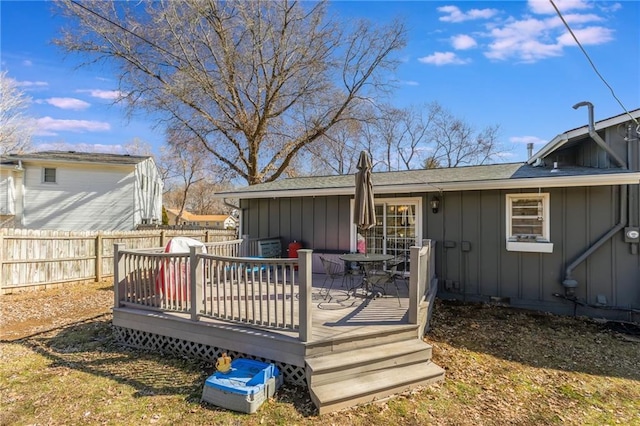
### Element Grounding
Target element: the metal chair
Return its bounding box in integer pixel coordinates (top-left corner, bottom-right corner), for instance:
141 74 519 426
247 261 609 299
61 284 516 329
364 259 402 306
319 256 346 299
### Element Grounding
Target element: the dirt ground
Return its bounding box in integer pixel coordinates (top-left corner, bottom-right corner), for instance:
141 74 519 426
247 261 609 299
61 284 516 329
2 280 639 425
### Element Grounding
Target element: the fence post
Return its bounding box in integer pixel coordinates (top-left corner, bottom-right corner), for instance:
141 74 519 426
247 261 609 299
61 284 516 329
95 232 103 282
190 245 204 321
113 243 125 308
408 246 419 325
0 234 4 292
298 249 313 343
160 230 166 248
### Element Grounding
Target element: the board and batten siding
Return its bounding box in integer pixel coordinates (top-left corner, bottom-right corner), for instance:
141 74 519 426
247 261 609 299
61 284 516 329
21 161 138 231
242 195 354 253
241 184 639 318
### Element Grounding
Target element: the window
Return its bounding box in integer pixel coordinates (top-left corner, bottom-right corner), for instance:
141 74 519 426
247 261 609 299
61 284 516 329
506 193 553 253
43 168 56 183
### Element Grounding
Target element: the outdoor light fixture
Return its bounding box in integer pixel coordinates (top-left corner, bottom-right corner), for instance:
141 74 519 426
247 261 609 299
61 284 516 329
430 196 440 213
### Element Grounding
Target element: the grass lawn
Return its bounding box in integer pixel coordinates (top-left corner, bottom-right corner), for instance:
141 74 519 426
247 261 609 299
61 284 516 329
1 281 639 425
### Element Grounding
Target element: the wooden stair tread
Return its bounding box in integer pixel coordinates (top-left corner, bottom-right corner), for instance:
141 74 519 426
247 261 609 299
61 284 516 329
307 339 432 373
311 361 445 406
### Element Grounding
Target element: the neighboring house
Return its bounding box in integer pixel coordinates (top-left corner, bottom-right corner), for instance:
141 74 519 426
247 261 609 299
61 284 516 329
0 151 163 231
165 207 237 229
217 106 640 321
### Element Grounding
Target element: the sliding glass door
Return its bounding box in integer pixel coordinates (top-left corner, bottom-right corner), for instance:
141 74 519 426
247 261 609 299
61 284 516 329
354 198 422 268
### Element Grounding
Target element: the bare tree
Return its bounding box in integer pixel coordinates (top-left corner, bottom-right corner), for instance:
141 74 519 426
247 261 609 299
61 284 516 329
55 0 406 184
302 118 365 175
428 105 503 167
158 130 211 225
358 102 439 172
0 71 34 155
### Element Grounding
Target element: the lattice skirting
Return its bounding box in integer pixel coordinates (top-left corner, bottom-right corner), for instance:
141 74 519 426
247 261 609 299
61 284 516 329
112 326 308 387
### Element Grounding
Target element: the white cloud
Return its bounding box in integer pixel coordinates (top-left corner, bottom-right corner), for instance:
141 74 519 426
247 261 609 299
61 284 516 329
451 34 477 50
42 97 91 111
484 17 564 62
557 26 614 46
34 142 125 153
432 0 616 64
77 89 124 100
22 60 33 67
510 135 548 145
418 52 470 66
527 0 592 15
438 5 499 23
400 80 420 86
34 116 111 135
15 80 48 88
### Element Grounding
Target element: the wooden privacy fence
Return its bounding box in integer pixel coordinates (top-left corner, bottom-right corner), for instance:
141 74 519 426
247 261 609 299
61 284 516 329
0 228 237 292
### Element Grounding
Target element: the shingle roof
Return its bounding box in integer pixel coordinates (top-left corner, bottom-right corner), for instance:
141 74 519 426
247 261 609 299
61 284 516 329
164 208 235 222
1 151 150 165
216 162 640 199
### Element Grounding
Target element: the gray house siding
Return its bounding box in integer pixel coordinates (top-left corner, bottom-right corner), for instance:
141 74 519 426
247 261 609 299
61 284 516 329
433 185 638 319
243 195 354 254
242 183 639 320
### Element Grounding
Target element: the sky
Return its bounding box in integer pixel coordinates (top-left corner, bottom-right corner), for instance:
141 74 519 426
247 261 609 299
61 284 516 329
1 0 638 163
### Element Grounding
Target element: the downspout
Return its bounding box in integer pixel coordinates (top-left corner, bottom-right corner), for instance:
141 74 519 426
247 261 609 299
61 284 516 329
562 186 627 295
572 102 627 169
563 102 629 295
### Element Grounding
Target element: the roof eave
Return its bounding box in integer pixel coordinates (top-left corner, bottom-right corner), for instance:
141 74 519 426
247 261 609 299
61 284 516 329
528 109 640 164
216 173 640 199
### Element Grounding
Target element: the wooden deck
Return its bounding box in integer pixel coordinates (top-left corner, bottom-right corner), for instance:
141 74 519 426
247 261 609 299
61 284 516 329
114 272 419 358
112 241 444 413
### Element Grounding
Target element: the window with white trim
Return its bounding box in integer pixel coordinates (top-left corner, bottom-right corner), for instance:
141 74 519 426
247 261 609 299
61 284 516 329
506 193 553 253
43 168 56 183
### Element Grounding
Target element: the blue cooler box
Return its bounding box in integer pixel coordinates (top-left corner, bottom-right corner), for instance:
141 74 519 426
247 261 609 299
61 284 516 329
201 358 283 413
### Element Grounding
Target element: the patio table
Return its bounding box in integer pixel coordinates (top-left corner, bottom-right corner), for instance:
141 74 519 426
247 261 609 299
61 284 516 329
339 253 394 296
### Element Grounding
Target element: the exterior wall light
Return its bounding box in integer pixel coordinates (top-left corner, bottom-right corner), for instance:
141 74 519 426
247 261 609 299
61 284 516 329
430 196 440 213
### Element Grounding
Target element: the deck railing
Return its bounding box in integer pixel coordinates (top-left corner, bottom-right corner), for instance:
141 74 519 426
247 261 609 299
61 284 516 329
408 240 436 325
113 241 313 342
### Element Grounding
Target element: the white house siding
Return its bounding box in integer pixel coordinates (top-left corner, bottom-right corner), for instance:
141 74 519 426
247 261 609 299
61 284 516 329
0 170 15 216
22 162 137 231
133 158 163 225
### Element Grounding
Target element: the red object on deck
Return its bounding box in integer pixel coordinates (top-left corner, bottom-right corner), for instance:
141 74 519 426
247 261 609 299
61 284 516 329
154 237 206 302
288 240 302 258
288 240 302 270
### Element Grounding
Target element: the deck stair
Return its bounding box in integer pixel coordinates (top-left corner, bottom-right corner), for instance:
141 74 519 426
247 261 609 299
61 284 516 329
306 336 445 414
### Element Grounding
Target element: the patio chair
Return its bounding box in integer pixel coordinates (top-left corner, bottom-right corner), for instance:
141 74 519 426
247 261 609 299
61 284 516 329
364 259 402 306
319 256 346 300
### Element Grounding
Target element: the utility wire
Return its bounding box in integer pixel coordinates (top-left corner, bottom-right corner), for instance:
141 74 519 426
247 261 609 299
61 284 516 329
549 0 639 130
68 0 183 64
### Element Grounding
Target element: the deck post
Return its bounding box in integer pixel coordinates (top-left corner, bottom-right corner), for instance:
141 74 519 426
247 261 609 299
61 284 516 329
241 234 249 256
408 246 420 324
113 243 125 308
298 249 313 342
190 245 204 321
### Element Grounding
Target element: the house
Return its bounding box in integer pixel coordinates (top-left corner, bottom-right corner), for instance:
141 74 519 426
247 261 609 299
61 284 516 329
216 106 640 322
164 208 237 229
0 151 163 231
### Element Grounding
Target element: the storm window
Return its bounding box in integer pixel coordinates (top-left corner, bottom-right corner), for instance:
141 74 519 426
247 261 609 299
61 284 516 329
506 193 553 253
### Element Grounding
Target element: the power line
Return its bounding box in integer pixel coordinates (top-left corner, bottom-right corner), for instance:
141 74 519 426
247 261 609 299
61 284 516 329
549 0 639 129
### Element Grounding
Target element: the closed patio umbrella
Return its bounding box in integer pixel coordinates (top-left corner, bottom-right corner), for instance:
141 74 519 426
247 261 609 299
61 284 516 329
354 151 376 253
